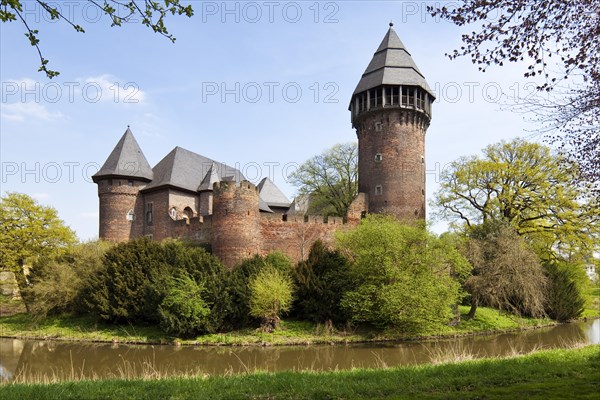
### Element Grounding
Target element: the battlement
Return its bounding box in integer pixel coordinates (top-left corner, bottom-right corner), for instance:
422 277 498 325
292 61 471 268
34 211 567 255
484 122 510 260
213 180 258 196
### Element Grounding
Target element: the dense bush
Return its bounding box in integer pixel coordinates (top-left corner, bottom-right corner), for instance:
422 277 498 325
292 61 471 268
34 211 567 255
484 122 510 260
337 215 468 333
83 238 232 333
228 252 293 328
464 223 547 319
24 240 111 320
292 240 352 324
158 273 211 337
249 266 295 331
544 260 586 321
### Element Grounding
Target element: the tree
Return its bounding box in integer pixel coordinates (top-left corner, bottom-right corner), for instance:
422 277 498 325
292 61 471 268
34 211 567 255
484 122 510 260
427 1 599 190
158 273 211 338
24 240 111 320
336 215 468 333
1 0 194 78
0 192 77 290
433 139 599 256
292 240 353 324
464 223 548 319
289 142 358 217
249 266 294 332
543 259 587 322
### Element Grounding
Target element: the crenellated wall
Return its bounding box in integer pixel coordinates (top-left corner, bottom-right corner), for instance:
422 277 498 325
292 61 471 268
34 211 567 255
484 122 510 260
98 179 369 268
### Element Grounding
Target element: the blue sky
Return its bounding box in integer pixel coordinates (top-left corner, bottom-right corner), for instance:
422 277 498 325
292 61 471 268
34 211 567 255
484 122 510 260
1 1 539 240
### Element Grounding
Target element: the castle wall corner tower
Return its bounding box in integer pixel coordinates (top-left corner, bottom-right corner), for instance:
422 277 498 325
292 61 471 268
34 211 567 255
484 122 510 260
92 128 154 242
350 23 435 221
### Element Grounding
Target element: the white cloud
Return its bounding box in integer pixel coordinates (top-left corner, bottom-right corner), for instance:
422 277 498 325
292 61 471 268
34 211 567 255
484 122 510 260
83 74 146 104
0 102 64 122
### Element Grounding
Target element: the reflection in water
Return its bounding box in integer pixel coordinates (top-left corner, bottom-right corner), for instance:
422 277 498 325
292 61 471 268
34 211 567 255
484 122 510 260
1 319 598 383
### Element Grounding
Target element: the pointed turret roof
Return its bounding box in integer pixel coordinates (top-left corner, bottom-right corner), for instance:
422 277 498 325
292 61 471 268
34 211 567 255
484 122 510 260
352 23 434 98
92 127 153 182
258 177 291 208
142 147 244 193
198 162 221 191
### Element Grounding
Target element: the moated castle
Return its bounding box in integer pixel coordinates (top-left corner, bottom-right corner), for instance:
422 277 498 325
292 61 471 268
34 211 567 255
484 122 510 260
93 24 435 268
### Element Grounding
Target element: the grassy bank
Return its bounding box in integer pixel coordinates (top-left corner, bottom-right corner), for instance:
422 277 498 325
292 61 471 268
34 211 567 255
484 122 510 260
1 345 598 399
0 306 557 346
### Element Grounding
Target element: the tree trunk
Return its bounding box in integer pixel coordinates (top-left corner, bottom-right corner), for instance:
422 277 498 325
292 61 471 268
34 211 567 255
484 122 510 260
466 297 478 320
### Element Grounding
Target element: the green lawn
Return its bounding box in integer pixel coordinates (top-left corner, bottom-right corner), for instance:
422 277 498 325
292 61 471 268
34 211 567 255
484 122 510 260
1 345 598 399
0 306 556 346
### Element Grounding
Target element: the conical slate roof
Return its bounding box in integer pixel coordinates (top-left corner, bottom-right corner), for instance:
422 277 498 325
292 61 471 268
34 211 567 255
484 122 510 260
258 177 291 208
352 23 434 98
142 147 244 193
92 128 153 182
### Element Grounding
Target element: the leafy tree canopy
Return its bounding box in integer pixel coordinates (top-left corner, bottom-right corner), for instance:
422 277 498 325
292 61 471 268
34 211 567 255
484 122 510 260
289 142 358 217
428 0 599 190
433 139 599 257
0 192 76 286
1 0 194 77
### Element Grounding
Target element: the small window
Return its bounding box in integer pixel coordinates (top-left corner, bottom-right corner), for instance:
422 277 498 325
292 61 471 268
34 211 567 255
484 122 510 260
128 180 134 186
375 185 383 196
169 207 177 220
126 209 135 222
108 179 113 186
183 207 194 219
374 153 383 163
146 203 153 224
375 121 383 131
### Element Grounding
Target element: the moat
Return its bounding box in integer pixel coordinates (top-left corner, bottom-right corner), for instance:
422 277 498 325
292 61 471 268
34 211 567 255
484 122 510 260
1 319 598 383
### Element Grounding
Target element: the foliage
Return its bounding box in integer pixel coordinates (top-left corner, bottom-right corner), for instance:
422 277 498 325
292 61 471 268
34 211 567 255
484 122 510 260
1 0 194 78
427 1 599 190
292 240 353 324
336 215 467 332
158 273 210 337
289 142 358 217
464 222 547 319
433 139 599 256
0 192 77 289
543 260 586 321
83 237 167 323
249 266 294 332
83 238 230 331
23 240 111 320
228 252 293 328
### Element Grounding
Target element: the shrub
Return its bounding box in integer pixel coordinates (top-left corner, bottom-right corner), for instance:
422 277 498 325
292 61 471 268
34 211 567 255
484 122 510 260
544 260 586 321
337 215 466 333
228 252 293 328
292 240 352 324
464 222 547 319
82 238 232 332
24 240 111 320
158 273 211 337
249 266 294 331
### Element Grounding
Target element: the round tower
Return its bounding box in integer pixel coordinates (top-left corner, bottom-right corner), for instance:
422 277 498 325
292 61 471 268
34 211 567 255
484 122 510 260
211 180 261 268
92 127 154 242
350 23 435 221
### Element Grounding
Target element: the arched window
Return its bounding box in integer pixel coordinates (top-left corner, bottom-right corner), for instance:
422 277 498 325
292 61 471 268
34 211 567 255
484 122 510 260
169 207 177 220
126 209 135 222
183 207 194 219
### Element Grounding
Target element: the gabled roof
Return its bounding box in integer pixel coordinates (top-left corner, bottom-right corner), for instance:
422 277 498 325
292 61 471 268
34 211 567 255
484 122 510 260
92 128 153 182
142 147 244 193
258 177 291 208
352 23 435 98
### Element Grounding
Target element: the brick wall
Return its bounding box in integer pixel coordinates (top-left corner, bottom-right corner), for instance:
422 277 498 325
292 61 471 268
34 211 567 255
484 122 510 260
356 108 428 220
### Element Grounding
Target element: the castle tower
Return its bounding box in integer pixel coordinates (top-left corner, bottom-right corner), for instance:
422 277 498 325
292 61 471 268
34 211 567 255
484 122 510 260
349 23 435 220
92 128 153 241
211 180 261 268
